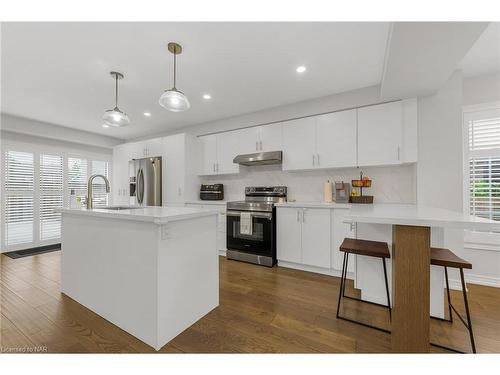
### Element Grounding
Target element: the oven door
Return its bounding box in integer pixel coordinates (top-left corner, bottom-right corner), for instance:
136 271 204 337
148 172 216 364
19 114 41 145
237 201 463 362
226 210 273 256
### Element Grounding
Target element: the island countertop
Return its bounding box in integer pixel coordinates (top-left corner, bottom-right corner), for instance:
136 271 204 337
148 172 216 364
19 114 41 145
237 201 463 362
344 203 500 231
57 205 219 225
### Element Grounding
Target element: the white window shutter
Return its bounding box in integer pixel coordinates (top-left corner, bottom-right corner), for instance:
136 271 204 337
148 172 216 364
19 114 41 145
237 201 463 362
91 160 109 208
40 154 63 240
4 151 35 246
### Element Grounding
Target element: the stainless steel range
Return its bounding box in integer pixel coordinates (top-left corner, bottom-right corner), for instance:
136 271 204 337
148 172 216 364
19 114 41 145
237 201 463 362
226 186 287 267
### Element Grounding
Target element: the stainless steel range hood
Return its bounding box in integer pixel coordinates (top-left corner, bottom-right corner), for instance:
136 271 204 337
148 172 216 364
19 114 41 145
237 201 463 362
233 151 282 166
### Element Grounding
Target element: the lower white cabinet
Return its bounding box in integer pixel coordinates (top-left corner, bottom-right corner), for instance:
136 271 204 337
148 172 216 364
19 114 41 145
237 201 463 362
277 207 331 268
331 209 355 273
185 203 227 253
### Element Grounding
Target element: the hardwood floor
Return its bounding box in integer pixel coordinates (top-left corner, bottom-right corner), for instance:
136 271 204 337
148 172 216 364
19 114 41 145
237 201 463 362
1 251 500 353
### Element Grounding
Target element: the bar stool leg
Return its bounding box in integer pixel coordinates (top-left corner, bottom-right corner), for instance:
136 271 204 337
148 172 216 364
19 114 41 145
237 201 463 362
382 258 391 320
460 269 476 353
342 253 349 297
336 252 347 319
444 267 453 323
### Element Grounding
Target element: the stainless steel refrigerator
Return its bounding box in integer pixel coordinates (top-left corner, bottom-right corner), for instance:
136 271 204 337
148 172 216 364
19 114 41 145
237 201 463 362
129 157 162 206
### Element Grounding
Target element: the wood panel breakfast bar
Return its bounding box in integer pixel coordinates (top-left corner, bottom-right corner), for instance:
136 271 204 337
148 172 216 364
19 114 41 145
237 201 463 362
344 204 500 353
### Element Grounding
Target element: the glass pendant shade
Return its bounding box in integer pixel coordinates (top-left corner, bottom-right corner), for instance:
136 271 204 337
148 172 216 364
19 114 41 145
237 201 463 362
159 89 190 112
102 108 130 127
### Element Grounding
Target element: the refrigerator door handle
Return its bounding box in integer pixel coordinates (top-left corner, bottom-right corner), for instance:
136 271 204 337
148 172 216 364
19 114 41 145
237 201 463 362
152 159 161 206
137 168 144 205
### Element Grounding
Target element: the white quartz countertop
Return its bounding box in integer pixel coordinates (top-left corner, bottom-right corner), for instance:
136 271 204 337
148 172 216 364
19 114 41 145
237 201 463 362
184 200 227 206
275 201 351 209
344 203 500 231
57 206 219 225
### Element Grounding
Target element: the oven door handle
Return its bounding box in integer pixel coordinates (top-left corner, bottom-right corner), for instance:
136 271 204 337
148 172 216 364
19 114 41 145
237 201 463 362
226 211 273 220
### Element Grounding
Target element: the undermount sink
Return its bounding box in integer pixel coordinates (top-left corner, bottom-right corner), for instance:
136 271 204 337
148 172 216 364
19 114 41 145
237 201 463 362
102 206 143 211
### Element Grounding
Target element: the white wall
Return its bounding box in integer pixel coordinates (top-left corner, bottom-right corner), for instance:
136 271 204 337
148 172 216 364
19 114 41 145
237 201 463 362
463 72 500 106
1 113 123 149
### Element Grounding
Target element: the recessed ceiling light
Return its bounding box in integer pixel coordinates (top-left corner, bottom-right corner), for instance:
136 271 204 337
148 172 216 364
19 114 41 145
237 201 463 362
102 124 110 128
143 112 151 117
203 94 212 100
296 66 307 73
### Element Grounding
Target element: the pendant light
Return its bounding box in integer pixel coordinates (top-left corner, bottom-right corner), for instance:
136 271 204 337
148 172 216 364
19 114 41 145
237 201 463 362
102 71 130 127
159 42 190 112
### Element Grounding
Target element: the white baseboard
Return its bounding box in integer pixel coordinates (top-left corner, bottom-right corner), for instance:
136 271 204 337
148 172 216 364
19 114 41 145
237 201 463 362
277 260 354 280
218 249 227 256
448 273 500 290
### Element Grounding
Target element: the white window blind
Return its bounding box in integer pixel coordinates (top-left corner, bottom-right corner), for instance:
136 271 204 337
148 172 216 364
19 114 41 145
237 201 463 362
4 151 34 246
91 160 109 208
67 157 88 206
467 109 500 221
40 154 63 240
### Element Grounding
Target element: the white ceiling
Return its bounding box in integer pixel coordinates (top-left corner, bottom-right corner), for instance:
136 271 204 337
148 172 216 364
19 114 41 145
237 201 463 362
1 22 391 140
460 22 500 77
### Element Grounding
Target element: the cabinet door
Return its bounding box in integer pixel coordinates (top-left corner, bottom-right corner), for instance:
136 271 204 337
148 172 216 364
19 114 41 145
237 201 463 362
316 110 357 169
331 209 355 272
277 208 302 263
198 135 218 175
301 208 331 268
112 144 131 205
216 131 240 175
357 101 402 166
237 127 260 154
282 117 316 171
145 137 164 158
259 123 283 152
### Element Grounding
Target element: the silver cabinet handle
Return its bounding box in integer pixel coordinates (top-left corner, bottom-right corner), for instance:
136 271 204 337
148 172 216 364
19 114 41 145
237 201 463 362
296 210 300 222
259 141 263 150
397 146 400 161
256 141 258 151
312 154 315 166
302 208 306 222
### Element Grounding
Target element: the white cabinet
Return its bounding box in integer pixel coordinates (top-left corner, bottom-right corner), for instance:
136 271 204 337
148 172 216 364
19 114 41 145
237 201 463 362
127 137 164 160
276 207 302 263
282 117 316 171
185 203 227 253
301 208 331 268
258 123 283 152
198 133 240 176
277 207 331 268
331 209 355 273
199 135 218 175
315 110 357 168
282 110 357 171
357 101 403 166
112 143 132 205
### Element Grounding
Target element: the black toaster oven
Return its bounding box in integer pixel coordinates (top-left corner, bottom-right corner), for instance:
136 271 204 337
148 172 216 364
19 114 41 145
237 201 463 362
200 184 224 200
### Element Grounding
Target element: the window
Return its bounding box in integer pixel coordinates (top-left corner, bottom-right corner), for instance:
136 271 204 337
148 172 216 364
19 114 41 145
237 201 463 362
91 160 110 208
465 107 500 221
68 157 88 205
1 146 111 251
4 151 35 246
40 154 63 240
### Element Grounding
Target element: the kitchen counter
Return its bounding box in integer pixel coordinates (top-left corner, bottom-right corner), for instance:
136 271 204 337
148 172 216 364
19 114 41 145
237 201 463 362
275 201 351 209
58 205 219 224
184 200 227 206
344 203 500 231
58 206 219 350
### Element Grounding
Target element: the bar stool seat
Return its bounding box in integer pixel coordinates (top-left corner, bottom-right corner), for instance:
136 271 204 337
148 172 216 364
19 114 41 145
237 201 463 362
430 247 476 354
336 238 391 333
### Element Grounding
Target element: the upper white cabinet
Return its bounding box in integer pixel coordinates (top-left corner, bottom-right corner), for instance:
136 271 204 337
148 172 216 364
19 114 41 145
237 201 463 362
282 110 357 171
282 117 316 171
258 123 283 152
199 134 218 175
198 132 240 176
315 110 357 169
357 101 405 167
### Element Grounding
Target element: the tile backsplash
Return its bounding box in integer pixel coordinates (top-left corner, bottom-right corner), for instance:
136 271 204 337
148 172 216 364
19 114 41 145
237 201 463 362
201 164 417 203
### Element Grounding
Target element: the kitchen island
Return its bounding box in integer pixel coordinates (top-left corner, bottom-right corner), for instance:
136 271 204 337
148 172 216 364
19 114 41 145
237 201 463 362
344 203 500 353
57 206 220 350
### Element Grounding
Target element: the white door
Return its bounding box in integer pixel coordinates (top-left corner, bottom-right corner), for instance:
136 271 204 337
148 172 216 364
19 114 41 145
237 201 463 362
331 209 355 272
217 131 240 175
301 208 331 268
357 101 403 166
198 135 218 175
163 134 185 203
259 123 283 152
282 117 316 171
277 208 302 263
316 109 357 169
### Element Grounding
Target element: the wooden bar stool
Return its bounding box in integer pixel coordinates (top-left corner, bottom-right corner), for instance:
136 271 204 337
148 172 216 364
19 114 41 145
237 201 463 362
430 247 476 354
336 238 391 333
